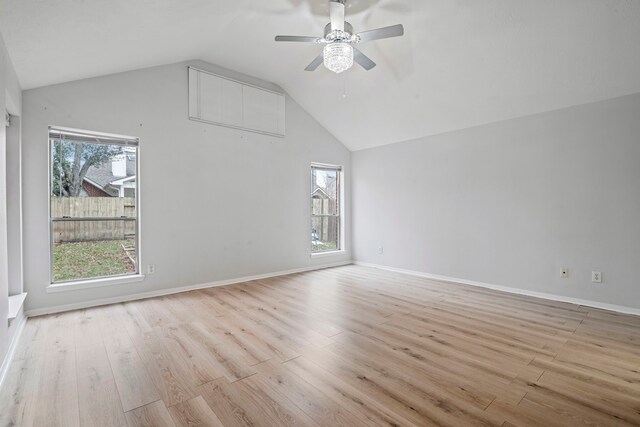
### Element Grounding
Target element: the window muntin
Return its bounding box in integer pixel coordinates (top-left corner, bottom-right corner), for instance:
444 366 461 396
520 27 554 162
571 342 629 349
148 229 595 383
311 164 342 253
49 127 140 283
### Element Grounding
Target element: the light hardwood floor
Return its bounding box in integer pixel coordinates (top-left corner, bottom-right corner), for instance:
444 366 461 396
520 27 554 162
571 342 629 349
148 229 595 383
2 265 640 426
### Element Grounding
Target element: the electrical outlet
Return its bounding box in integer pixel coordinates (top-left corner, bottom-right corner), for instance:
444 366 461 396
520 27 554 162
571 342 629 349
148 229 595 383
378 246 384 255
147 264 156 274
560 267 569 278
592 271 602 283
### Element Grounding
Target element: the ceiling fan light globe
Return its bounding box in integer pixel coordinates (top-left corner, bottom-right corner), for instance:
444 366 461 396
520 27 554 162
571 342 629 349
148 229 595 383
323 42 354 74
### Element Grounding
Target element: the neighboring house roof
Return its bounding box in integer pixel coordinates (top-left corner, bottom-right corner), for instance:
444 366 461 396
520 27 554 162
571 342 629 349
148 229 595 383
83 155 136 196
312 187 330 199
312 175 337 200
110 175 136 186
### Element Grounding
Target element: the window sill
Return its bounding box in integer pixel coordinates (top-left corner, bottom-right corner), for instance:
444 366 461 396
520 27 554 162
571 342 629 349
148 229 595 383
46 274 145 293
311 250 346 258
8 293 28 320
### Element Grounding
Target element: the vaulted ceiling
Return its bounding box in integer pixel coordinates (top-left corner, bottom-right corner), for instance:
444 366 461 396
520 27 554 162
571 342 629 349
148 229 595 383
2 0 640 150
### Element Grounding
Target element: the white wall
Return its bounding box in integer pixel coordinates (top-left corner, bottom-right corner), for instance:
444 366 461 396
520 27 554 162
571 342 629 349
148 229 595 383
0 32 24 380
7 115 22 296
353 93 640 310
22 60 351 313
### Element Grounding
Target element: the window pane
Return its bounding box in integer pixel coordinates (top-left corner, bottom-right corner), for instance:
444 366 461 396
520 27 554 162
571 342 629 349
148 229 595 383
312 197 339 216
311 168 339 215
52 218 137 243
50 131 138 283
312 215 339 252
52 220 137 282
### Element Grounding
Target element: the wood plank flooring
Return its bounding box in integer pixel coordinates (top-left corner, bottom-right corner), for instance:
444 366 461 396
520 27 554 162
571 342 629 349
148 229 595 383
2 265 639 426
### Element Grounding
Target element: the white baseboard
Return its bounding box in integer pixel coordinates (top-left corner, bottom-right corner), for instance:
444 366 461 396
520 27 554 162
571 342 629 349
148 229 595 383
0 311 27 391
354 261 640 316
25 260 353 317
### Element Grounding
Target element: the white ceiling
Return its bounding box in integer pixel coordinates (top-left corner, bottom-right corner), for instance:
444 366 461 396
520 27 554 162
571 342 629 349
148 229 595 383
2 0 640 150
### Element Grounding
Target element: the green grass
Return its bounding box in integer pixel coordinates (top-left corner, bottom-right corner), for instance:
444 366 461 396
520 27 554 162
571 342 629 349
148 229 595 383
53 239 135 282
313 240 338 252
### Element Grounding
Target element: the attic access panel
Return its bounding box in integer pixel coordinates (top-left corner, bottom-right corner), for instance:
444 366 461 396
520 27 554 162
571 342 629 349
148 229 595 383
188 67 286 137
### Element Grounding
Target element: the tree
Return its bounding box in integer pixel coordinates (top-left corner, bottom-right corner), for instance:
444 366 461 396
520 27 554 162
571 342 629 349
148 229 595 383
52 140 122 196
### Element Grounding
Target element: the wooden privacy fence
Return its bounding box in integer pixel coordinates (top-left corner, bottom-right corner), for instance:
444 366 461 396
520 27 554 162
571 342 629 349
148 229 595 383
51 197 136 243
312 197 338 244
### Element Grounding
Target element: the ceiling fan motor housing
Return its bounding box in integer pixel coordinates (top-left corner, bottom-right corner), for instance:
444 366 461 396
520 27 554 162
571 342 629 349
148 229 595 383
324 22 354 39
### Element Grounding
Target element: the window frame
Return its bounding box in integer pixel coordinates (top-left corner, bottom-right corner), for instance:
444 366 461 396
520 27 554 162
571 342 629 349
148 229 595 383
47 126 143 288
310 163 343 255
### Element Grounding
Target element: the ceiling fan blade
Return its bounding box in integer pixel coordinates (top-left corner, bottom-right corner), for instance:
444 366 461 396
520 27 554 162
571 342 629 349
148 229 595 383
353 48 376 71
305 52 325 71
329 0 345 31
357 24 404 43
275 35 321 43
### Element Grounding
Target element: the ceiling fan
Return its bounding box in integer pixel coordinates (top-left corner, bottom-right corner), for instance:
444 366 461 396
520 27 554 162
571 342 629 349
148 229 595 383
275 0 405 74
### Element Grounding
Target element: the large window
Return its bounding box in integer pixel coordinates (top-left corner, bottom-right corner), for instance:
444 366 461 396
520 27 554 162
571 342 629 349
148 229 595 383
311 164 342 253
49 127 139 283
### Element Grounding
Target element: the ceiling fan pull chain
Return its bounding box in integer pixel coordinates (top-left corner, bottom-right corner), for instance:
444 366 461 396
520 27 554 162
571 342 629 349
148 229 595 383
342 73 348 99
